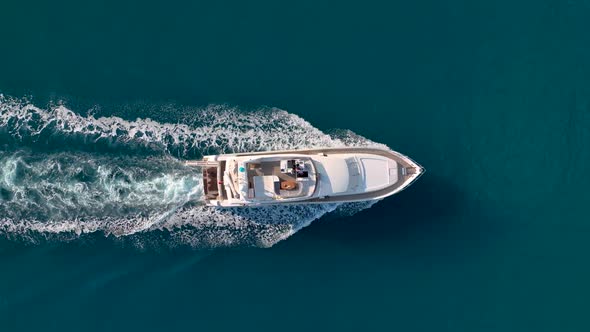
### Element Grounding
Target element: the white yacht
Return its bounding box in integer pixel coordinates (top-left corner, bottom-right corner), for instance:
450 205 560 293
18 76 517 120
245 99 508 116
186 148 423 207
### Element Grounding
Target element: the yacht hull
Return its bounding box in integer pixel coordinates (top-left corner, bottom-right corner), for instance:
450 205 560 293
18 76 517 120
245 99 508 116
187 147 423 207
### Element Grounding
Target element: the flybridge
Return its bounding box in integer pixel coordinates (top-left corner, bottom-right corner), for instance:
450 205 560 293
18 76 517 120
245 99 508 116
222 156 317 202
187 148 423 207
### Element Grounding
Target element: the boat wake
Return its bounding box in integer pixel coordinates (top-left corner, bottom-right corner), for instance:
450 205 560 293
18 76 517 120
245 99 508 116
0 95 383 248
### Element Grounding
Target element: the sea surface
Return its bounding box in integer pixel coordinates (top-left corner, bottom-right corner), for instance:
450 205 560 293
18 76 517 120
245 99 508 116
1 1 590 331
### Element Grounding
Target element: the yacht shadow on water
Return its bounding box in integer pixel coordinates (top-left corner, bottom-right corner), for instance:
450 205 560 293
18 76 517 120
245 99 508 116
290 173 504 259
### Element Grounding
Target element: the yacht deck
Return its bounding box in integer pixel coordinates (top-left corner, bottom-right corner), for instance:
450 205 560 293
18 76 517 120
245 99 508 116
246 159 316 199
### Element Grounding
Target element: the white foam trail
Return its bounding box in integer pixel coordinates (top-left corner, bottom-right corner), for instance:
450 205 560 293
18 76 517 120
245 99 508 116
0 95 389 248
1 95 386 156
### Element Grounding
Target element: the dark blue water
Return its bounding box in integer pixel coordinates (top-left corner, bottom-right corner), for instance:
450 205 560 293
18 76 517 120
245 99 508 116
1 1 590 331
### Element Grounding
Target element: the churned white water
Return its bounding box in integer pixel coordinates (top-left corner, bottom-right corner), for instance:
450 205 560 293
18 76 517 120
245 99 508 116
0 95 384 248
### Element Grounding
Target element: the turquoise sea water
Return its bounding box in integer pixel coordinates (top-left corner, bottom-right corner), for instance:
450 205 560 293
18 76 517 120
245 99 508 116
1 1 590 331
